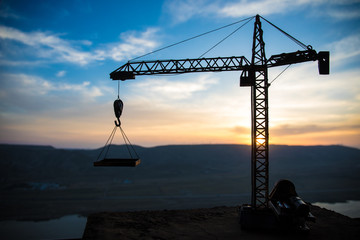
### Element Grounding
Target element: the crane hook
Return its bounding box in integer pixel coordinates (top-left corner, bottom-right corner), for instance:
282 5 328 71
114 98 124 127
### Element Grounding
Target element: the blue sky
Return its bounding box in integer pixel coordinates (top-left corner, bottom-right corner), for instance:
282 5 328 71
0 0 359 149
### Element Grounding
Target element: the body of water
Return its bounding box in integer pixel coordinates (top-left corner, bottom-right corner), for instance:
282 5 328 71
0 215 86 240
313 200 360 218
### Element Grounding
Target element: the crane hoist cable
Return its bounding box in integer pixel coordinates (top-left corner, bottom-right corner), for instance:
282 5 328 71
113 16 255 79
147 17 254 78
260 16 310 50
199 16 254 58
269 64 292 86
126 16 255 63
94 82 140 167
260 16 311 86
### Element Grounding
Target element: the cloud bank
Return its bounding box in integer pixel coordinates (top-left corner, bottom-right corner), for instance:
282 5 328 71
0 26 160 66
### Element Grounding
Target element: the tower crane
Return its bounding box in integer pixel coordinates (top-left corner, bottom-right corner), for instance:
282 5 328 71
109 15 329 230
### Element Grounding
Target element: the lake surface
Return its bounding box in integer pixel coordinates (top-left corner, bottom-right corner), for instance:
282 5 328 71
0 215 86 240
313 200 360 218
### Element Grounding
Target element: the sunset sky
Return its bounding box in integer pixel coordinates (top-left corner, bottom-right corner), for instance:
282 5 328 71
0 0 359 149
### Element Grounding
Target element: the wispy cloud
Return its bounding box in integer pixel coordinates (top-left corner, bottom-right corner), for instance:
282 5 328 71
316 0 360 20
108 28 160 61
0 73 111 115
0 72 117 148
162 0 219 24
133 74 219 101
163 0 360 23
272 124 360 136
56 70 67 77
327 33 360 67
0 25 100 65
325 7 360 20
219 0 307 18
0 26 160 66
0 4 21 19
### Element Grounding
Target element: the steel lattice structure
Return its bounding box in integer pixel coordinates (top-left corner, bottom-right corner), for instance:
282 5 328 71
250 15 269 209
109 15 329 209
110 56 250 80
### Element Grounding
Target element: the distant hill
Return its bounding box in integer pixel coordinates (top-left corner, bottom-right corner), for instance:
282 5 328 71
0 144 359 220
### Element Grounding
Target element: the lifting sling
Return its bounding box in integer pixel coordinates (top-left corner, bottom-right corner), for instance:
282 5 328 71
93 97 140 167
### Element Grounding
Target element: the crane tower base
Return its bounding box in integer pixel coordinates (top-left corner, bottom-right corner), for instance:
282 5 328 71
239 205 279 231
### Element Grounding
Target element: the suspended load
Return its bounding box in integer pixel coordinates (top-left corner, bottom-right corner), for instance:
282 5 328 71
94 97 140 167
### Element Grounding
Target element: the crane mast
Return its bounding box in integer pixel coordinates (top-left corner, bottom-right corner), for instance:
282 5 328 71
110 15 329 211
249 15 269 209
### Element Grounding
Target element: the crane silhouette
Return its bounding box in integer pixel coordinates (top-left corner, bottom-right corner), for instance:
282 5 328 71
109 15 329 229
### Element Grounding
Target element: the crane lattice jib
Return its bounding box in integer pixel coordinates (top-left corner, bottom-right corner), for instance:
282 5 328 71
110 56 251 80
110 49 324 81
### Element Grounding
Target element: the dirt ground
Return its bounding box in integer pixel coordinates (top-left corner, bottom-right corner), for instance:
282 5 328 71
82 205 360 240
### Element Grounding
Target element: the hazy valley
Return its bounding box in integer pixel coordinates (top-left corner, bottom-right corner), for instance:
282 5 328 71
1 144 359 221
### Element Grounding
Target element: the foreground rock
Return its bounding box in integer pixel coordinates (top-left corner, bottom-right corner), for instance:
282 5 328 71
82 205 360 240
